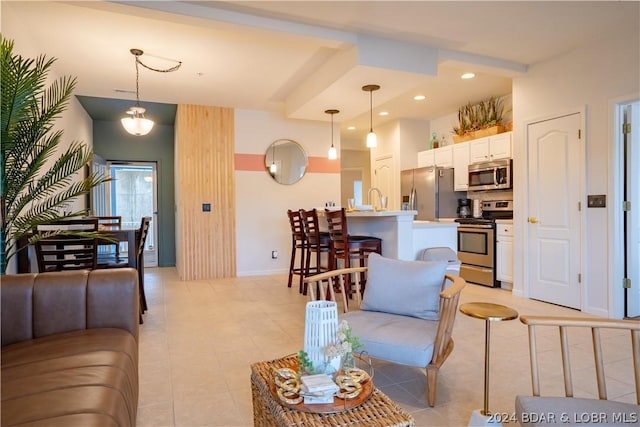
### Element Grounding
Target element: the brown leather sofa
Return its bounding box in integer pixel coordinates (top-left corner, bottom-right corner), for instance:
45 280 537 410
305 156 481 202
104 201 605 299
1 268 140 427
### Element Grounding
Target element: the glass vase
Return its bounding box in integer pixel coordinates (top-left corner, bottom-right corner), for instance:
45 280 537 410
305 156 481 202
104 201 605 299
341 352 355 372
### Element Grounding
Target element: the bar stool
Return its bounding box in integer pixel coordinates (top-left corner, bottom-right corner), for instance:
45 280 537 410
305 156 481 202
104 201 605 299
324 208 382 296
286 209 306 293
299 208 332 295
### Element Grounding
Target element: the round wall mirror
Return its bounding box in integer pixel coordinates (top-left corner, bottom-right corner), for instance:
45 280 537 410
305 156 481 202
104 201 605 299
265 139 307 185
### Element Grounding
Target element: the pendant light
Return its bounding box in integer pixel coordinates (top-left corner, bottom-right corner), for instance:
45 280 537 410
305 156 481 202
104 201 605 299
121 48 181 136
269 142 278 174
325 109 339 160
362 84 380 148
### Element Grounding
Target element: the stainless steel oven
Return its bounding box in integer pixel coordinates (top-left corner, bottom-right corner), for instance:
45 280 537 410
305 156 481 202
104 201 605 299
455 200 513 287
457 223 495 287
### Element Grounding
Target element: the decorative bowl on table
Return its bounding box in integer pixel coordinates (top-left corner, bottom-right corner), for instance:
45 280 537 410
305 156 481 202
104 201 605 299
270 353 374 414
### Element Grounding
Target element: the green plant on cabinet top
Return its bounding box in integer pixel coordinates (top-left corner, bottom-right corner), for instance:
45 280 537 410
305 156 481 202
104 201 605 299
452 96 505 139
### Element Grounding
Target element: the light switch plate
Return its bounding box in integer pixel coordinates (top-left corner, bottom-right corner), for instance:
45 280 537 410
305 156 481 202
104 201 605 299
587 195 606 208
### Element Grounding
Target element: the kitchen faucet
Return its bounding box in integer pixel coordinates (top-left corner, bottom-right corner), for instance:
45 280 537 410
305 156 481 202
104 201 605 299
367 187 383 207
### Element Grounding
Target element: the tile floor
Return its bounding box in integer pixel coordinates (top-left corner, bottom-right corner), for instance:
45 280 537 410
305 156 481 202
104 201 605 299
136 268 637 427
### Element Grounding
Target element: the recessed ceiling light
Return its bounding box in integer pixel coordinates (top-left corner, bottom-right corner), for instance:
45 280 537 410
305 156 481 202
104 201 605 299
461 73 476 79
379 111 389 116
347 126 356 130
414 95 426 101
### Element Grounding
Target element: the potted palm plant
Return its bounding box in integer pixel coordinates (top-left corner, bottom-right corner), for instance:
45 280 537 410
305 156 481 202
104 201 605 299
1 36 109 274
452 96 505 142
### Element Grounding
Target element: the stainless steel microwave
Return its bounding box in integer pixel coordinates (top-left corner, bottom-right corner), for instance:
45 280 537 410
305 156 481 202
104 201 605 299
468 159 512 192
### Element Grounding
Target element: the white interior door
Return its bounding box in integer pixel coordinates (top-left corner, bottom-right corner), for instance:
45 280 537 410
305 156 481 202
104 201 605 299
374 155 394 209
625 103 640 317
527 113 582 309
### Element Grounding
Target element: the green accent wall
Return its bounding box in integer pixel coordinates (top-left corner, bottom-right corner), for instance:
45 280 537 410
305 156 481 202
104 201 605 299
93 120 176 267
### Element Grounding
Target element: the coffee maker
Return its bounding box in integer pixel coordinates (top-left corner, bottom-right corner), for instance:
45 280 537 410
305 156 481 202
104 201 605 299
457 198 471 218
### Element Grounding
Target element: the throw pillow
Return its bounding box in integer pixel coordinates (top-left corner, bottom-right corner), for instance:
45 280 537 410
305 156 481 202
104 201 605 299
360 253 447 320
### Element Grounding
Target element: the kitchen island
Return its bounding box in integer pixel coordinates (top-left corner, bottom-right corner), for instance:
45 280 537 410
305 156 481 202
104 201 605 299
320 209 458 261
412 219 459 259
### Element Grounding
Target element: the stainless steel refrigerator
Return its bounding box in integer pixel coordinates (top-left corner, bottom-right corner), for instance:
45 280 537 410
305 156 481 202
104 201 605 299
400 167 464 220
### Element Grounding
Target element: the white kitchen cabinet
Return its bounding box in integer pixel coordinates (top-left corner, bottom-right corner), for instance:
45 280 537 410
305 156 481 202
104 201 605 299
452 143 470 191
496 222 513 288
469 132 512 163
488 132 512 160
417 150 434 167
434 145 453 167
469 137 490 163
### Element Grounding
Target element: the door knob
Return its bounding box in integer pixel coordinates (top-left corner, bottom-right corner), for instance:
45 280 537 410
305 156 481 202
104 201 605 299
528 217 538 224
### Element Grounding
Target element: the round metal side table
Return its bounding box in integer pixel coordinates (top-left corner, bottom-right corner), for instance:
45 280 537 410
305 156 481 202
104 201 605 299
460 302 518 419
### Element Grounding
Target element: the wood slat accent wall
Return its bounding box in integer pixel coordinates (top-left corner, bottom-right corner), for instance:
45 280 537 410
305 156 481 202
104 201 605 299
175 104 236 280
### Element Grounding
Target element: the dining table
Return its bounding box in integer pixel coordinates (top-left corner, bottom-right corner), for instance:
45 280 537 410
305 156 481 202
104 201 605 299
16 227 140 274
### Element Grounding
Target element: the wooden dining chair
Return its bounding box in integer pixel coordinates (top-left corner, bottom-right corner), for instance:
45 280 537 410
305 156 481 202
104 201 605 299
96 217 151 321
299 208 332 295
96 215 122 264
96 215 122 228
34 218 99 272
324 208 382 297
286 209 306 293
136 216 152 314
95 216 122 258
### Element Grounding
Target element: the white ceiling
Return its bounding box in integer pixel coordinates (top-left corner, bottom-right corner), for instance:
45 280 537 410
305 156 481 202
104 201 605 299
3 1 638 148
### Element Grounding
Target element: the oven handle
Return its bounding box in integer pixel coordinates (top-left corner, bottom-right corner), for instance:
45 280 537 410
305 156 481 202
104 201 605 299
457 224 494 229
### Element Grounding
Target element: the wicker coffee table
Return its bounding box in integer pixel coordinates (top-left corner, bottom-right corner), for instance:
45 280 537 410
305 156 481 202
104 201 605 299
251 354 415 427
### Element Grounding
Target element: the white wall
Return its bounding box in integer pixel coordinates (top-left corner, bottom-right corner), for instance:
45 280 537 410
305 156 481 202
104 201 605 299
398 118 429 170
512 28 640 317
370 118 430 209
340 149 370 206
61 99 94 214
235 109 340 276
429 113 457 148
371 120 402 209
2 12 94 162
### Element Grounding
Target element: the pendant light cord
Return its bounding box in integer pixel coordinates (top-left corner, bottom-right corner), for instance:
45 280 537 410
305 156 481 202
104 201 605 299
135 58 141 108
331 112 334 147
369 90 373 132
136 56 182 74
129 48 182 109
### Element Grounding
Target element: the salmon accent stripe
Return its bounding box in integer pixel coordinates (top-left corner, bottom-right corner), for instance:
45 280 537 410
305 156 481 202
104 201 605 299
307 157 340 173
235 154 264 171
235 154 340 173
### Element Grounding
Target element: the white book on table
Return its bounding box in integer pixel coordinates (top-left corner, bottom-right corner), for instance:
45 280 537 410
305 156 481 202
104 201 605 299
300 374 339 394
303 394 335 405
